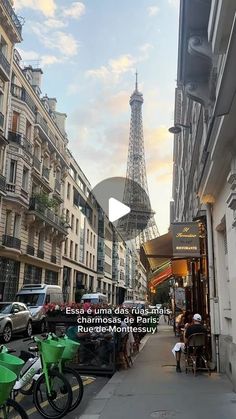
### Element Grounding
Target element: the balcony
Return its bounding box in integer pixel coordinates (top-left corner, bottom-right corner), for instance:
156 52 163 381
51 255 57 264
8 131 33 155
37 249 44 259
11 84 36 114
35 113 48 135
0 112 4 129
33 155 41 172
29 197 68 234
0 174 6 194
2 234 21 250
1 0 22 37
42 166 50 181
6 183 15 193
0 49 10 81
26 245 35 256
54 179 61 194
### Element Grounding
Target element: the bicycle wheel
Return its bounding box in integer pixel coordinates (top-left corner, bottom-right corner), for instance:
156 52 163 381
62 366 84 411
33 369 72 419
0 399 29 419
20 380 34 396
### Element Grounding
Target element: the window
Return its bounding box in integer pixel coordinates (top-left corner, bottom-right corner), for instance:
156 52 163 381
70 241 73 259
0 92 3 113
93 255 95 270
89 253 92 268
90 232 93 246
93 234 96 248
22 166 29 191
75 244 78 261
66 209 70 224
64 238 68 256
11 111 20 132
71 214 74 231
76 218 79 235
67 182 71 200
8 159 17 184
26 120 32 139
5 211 12 235
0 36 7 58
87 229 89 244
86 251 88 266
13 214 21 238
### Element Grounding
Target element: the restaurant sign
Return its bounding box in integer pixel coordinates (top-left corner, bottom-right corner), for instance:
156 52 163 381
172 222 200 257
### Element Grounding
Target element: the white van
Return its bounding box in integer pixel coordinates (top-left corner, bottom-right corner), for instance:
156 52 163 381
81 293 108 304
16 284 63 332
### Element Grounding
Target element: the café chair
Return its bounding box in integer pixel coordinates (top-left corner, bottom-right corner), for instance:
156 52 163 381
185 333 211 376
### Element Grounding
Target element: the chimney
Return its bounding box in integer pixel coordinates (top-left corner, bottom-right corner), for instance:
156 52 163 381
54 112 67 136
32 68 43 90
48 97 57 112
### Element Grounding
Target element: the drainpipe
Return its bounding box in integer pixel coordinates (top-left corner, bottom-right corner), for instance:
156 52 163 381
206 202 220 372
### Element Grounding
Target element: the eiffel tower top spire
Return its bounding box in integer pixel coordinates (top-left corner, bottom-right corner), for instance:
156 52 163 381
135 70 138 91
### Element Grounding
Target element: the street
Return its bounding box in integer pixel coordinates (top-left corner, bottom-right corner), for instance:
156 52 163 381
2 333 109 418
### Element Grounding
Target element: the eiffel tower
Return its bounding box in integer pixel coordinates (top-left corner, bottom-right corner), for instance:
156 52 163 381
118 73 159 248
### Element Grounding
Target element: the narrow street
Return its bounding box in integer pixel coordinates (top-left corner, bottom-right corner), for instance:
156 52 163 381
80 322 236 419
2 334 109 418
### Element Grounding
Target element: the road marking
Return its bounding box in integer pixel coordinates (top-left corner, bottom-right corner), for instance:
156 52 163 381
21 377 95 417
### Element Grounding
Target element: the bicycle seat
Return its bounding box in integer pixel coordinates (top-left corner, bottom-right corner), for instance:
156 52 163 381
20 350 36 362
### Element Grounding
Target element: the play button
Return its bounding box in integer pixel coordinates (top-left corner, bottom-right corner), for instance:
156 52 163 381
108 198 131 223
87 177 154 243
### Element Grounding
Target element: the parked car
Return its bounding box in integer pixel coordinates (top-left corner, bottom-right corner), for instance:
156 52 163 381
16 284 63 333
0 302 33 343
81 293 108 304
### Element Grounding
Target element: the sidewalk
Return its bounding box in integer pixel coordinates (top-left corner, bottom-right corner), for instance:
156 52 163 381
80 323 236 419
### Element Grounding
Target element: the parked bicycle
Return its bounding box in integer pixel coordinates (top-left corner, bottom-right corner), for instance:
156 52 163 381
0 337 73 419
0 363 28 419
21 333 84 413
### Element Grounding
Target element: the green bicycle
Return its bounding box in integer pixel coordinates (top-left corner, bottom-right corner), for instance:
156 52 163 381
0 364 28 419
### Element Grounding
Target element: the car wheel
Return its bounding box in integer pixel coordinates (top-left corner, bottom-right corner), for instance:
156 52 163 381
25 320 33 337
2 323 12 343
40 319 46 333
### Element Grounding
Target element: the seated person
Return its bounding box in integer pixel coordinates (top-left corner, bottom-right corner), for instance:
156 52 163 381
172 313 206 373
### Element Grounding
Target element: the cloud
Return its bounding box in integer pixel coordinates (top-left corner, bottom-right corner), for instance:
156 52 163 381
147 6 160 16
86 53 144 84
14 0 56 16
31 25 79 57
139 43 154 61
63 2 86 19
44 18 66 29
18 48 63 67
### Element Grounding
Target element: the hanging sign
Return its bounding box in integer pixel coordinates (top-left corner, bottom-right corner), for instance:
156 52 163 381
172 222 200 257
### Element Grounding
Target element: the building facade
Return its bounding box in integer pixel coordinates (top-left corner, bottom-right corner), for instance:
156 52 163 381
0 0 22 233
172 0 236 389
0 49 69 301
62 151 98 302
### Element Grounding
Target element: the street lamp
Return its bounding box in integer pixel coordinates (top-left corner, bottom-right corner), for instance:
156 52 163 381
168 123 192 135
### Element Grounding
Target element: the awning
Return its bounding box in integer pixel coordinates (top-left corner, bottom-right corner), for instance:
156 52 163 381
148 259 188 289
141 231 173 270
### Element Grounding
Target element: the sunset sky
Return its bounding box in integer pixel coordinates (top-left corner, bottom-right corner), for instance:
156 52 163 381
14 0 179 234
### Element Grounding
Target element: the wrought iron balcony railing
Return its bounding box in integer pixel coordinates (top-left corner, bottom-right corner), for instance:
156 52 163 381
0 112 4 129
35 113 48 135
54 179 61 194
11 84 36 113
2 234 21 249
51 255 57 264
37 249 44 259
29 197 68 232
26 245 35 256
33 155 41 172
2 0 22 36
0 49 10 80
8 131 33 155
42 166 50 180
0 174 6 193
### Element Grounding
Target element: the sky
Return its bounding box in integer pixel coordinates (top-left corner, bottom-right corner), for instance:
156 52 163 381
14 0 179 235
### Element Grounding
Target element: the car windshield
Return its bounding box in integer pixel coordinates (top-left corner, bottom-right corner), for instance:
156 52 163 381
17 293 44 306
0 304 12 314
82 298 99 304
